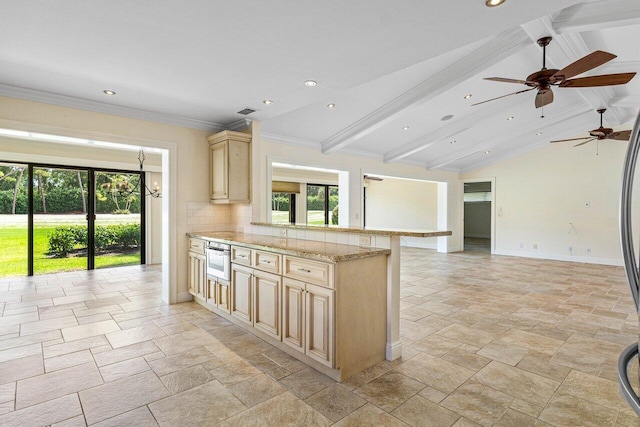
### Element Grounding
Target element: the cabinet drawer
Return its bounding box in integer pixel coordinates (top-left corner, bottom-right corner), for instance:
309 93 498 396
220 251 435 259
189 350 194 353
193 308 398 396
254 250 282 274
231 246 252 266
189 238 206 254
283 256 334 288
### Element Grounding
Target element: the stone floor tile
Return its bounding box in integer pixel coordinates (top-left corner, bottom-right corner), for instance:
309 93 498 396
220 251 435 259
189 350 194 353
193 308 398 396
332 403 408 427
79 370 170 425
558 369 636 416
0 354 44 385
0 342 41 363
0 382 15 404
441 348 491 372
418 385 449 403
92 406 158 427
441 380 514 426
51 414 88 427
150 380 246 426
436 324 495 348
99 356 150 382
61 319 121 342
153 328 218 355
0 393 82 427
354 371 425 412
304 384 367 422
44 335 109 358
494 408 551 427
394 353 475 394
93 340 160 367
160 364 214 394
149 346 217 376
277 367 335 399
105 323 166 348
472 361 560 407
20 315 77 336
538 391 618 427
409 334 460 356
225 391 329 427
44 349 94 372
391 395 460 427
515 351 571 381
16 361 103 409
227 373 285 407
210 357 262 385
476 339 529 366
76 313 113 325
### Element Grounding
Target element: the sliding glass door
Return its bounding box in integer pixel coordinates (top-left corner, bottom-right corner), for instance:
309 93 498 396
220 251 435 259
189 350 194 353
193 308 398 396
0 163 28 277
306 184 339 226
0 160 145 278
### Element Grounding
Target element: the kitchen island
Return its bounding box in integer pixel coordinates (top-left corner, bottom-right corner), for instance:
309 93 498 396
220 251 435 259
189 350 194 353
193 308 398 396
250 222 453 362
187 231 390 381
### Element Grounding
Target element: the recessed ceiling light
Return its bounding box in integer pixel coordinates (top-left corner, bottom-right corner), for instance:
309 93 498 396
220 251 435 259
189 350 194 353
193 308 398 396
304 80 317 87
507 116 514 121
464 94 472 99
486 0 506 7
327 103 336 109
402 126 410 131
441 114 454 121
103 90 116 95
263 99 274 105
485 150 491 154
450 140 456 144
536 131 542 136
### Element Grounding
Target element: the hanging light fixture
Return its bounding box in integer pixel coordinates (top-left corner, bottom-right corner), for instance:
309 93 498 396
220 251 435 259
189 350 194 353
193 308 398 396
102 150 161 198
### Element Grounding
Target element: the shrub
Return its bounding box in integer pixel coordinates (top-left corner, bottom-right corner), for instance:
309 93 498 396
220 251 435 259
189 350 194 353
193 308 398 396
47 223 141 256
331 205 339 225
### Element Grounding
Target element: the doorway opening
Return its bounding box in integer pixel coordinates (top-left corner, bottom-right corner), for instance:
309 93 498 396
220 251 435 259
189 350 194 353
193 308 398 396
463 180 493 253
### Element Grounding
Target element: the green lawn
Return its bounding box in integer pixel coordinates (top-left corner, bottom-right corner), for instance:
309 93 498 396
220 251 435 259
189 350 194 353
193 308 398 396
0 225 140 278
272 210 337 225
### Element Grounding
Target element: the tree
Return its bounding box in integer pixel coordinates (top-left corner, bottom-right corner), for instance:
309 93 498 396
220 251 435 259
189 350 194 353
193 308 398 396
12 167 24 214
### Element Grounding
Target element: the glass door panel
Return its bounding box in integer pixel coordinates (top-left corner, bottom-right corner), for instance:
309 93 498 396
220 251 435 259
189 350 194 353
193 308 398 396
307 185 325 225
0 163 28 277
94 171 142 269
272 192 292 224
328 186 339 225
33 167 88 275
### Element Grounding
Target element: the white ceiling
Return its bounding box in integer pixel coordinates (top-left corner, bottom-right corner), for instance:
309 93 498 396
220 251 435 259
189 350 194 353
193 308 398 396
0 0 638 172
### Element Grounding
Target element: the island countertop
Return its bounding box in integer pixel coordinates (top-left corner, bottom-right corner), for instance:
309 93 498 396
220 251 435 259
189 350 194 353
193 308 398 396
187 232 391 262
250 222 452 238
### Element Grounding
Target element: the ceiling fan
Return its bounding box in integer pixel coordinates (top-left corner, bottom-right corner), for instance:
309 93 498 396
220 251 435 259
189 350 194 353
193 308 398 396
550 108 631 147
473 37 636 109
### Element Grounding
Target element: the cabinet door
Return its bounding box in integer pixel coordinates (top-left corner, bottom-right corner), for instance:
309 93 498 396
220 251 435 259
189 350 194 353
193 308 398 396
195 253 207 300
210 141 228 200
282 278 305 353
217 280 231 314
187 252 197 296
206 278 217 306
231 264 252 325
253 270 281 339
306 283 334 368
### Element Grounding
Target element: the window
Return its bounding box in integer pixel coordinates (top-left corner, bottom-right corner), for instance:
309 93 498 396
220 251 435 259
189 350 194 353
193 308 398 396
307 184 339 226
272 192 296 224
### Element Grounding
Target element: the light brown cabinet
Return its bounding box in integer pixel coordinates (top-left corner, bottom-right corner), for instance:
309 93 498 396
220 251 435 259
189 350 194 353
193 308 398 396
188 239 206 300
231 264 253 325
282 277 334 367
207 130 251 204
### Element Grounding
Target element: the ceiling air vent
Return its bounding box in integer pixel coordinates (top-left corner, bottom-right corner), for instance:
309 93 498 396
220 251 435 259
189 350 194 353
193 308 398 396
237 108 257 115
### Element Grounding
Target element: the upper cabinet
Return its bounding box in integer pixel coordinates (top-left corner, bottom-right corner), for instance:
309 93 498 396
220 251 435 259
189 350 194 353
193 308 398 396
207 130 251 204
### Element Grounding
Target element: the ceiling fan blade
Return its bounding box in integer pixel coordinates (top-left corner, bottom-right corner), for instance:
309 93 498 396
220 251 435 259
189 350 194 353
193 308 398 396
574 137 597 147
471 87 535 106
484 77 530 84
608 130 632 141
535 89 553 108
559 72 636 88
550 137 592 143
551 51 616 81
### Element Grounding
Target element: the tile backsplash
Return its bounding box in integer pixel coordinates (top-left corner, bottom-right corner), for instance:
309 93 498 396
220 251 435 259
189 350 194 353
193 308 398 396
186 202 235 233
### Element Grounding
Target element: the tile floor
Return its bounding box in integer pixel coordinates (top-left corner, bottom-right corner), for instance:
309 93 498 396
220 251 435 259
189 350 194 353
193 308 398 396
0 249 638 426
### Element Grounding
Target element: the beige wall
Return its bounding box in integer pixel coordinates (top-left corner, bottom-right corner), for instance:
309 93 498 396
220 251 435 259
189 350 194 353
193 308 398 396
463 139 637 265
0 96 235 302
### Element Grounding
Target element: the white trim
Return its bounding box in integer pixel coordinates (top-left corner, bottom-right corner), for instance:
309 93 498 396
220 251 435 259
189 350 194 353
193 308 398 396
553 0 640 34
495 249 622 267
461 177 496 255
0 119 178 305
0 84 226 132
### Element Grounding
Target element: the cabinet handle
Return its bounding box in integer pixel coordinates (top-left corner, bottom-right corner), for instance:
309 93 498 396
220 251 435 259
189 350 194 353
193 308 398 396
238 254 248 259
297 268 311 273
263 260 273 264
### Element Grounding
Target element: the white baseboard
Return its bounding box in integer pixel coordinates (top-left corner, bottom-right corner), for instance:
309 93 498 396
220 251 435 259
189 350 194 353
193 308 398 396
494 249 622 266
177 291 194 303
386 341 403 361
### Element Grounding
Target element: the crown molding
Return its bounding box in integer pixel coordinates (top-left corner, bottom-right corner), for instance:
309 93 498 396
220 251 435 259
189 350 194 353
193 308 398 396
0 83 227 132
553 0 640 33
320 26 531 155
426 102 592 170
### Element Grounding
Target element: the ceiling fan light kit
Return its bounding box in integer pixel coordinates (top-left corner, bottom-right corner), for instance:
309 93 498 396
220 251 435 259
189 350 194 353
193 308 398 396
485 0 506 7
473 37 636 109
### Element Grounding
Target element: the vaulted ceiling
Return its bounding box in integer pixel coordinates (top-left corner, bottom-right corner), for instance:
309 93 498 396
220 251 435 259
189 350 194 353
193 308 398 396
1 0 638 172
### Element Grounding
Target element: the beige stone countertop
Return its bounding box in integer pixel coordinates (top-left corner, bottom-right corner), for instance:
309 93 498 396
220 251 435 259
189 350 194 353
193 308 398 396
250 222 452 238
187 232 391 262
